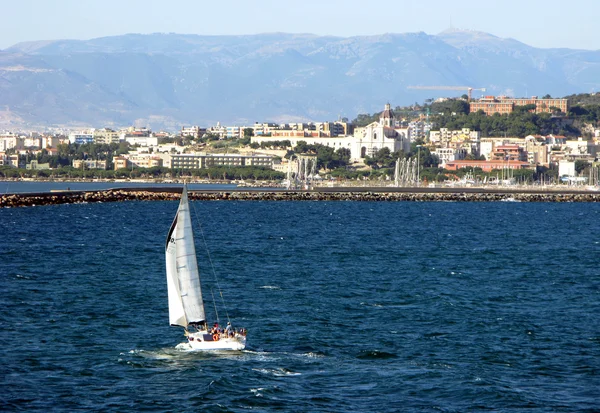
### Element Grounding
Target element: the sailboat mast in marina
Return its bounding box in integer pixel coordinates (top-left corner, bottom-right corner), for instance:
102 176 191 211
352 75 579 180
165 185 246 350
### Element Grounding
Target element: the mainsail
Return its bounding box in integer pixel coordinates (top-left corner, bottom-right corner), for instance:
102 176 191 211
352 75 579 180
165 186 206 327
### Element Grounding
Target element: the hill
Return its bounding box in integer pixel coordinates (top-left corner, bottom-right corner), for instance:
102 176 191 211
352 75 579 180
1 30 599 130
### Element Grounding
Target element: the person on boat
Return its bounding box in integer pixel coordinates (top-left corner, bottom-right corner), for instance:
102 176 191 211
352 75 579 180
211 323 219 334
225 322 233 337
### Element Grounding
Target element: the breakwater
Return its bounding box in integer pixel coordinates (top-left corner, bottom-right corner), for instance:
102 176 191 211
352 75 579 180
1 188 599 207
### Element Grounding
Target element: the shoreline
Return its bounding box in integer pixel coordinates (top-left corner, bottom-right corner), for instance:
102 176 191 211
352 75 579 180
1 187 599 207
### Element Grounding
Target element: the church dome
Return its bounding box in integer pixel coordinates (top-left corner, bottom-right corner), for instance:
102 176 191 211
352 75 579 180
381 103 394 120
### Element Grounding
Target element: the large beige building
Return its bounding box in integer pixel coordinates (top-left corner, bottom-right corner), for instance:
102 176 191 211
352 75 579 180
470 96 569 115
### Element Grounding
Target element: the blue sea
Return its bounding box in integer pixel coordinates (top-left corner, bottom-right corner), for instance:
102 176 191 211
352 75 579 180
1 198 599 412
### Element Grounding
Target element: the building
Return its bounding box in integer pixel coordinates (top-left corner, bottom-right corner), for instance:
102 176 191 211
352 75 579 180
353 103 411 158
489 144 527 161
564 137 599 157
93 128 120 145
252 135 353 156
73 159 108 170
252 123 278 137
470 96 569 115
170 153 274 170
226 126 243 139
0 134 24 151
249 103 410 161
68 131 94 144
445 159 531 172
125 136 160 147
41 135 63 148
429 128 481 146
112 154 163 170
525 135 549 166
479 137 526 160
432 147 467 167
24 137 42 148
0 152 19 167
181 126 206 139
26 160 51 170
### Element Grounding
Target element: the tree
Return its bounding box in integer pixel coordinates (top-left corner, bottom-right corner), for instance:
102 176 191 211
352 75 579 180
575 160 588 174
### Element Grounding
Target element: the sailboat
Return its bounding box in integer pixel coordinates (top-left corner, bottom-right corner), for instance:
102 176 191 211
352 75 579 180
165 185 247 351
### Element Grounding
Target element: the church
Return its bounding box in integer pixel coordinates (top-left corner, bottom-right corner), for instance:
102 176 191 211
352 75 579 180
351 103 411 159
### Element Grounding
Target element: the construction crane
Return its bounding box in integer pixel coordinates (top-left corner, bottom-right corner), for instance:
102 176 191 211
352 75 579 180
407 86 486 101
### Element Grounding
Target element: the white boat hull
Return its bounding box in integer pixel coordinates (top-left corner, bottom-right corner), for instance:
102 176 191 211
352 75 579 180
177 331 246 351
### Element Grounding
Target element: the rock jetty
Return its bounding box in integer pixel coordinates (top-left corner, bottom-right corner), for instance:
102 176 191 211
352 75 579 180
1 188 599 208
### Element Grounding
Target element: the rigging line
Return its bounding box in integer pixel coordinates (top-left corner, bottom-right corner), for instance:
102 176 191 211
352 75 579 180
211 289 220 326
190 193 232 324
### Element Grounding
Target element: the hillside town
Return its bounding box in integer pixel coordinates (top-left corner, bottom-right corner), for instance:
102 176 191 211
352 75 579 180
1 96 600 187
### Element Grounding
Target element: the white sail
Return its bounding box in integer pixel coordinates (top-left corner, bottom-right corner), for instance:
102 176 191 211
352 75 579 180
165 186 206 328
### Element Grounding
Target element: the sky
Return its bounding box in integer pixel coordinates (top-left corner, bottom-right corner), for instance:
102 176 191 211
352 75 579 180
1 0 599 50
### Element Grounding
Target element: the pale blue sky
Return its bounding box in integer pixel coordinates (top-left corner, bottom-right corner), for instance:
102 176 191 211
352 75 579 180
1 0 598 50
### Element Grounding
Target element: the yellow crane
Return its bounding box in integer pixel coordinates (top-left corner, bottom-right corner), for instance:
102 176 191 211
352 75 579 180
407 86 486 101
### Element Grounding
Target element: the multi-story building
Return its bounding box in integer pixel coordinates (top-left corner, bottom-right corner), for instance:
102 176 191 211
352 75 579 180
432 147 467 167
73 159 108 170
112 154 163 170
525 135 549 166
93 128 120 145
445 159 531 172
226 126 243 139
170 153 274 170
252 134 353 153
429 128 481 146
68 131 94 144
564 137 599 157
0 152 18 167
125 136 160 147
181 126 206 139
41 135 63 148
470 96 514 115
470 96 569 115
24 137 42 148
408 120 432 141
252 123 278 137
490 145 527 161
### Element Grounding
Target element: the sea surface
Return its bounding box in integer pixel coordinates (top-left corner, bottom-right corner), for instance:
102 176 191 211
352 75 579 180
1 198 599 412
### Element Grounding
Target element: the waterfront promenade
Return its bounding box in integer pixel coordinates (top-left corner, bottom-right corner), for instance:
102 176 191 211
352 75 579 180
1 186 599 207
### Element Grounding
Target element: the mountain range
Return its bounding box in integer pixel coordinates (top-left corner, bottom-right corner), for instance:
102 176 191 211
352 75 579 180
1 30 599 131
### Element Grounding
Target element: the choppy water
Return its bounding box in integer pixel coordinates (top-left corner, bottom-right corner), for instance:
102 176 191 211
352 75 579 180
1 200 599 412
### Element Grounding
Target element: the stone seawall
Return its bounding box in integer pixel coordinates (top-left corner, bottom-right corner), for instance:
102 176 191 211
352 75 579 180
1 189 599 208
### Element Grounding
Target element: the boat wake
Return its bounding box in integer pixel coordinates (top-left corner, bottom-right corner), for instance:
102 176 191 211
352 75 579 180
252 367 301 377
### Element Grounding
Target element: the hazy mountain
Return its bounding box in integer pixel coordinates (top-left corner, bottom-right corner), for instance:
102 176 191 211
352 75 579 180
1 30 599 130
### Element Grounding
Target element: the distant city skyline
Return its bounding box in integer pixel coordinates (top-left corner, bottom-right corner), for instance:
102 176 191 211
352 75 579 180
2 0 599 51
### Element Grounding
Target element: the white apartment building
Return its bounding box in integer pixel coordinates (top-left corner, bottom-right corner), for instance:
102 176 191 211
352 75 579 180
429 128 480 145
432 147 467 167
68 131 94 144
125 136 160 146
0 134 23 151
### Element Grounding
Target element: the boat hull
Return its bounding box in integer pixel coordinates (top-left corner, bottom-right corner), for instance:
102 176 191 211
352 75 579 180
177 331 246 351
